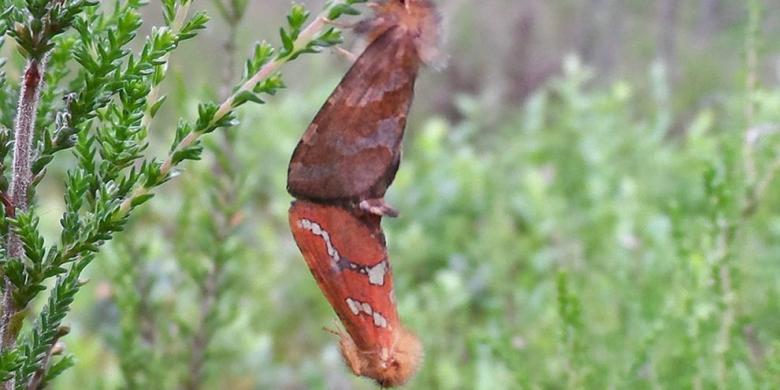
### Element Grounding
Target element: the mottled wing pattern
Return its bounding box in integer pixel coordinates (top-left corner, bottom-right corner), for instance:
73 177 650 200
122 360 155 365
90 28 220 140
287 27 421 202
288 200 399 352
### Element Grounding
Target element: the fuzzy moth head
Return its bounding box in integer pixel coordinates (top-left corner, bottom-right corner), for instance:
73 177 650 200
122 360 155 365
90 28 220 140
362 0 445 68
338 327 423 388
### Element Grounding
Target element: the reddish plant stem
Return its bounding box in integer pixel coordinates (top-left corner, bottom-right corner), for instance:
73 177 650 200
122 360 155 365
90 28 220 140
2 58 46 362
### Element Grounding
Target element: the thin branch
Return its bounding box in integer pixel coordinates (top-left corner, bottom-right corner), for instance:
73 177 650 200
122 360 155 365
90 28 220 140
715 3 764 386
218 16 238 99
141 1 193 130
182 261 221 390
742 151 780 218
26 326 68 390
715 260 735 390
182 3 243 386
118 6 335 216
210 13 327 124
210 0 232 24
2 57 47 390
743 0 760 185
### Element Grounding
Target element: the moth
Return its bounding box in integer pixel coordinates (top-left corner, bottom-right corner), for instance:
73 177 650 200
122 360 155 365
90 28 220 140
289 200 422 387
287 0 441 218
287 0 441 386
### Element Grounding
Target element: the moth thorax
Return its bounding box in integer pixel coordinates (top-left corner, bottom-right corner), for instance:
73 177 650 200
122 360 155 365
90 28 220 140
371 0 444 68
338 327 423 387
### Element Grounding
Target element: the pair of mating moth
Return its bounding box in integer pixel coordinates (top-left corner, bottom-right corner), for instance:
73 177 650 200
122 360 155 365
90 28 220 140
286 0 441 387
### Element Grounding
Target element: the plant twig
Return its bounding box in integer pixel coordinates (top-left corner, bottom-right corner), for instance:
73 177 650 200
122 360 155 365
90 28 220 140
210 14 327 123
182 261 221 390
141 1 193 130
715 260 735 390
743 151 780 218
27 326 68 390
118 6 335 216
182 2 243 386
743 0 760 186
710 218 736 390
218 11 238 100
715 3 763 386
2 56 47 390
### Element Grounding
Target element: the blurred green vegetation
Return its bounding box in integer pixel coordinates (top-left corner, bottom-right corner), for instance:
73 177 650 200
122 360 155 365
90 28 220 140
21 0 780 388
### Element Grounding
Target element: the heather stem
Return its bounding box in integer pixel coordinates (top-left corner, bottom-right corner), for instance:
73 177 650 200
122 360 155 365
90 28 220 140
118 5 338 216
141 1 193 130
183 3 242 386
27 326 68 390
182 261 221 390
2 57 47 388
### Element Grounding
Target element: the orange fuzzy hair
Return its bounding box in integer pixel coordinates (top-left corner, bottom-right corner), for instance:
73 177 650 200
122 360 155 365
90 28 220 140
356 0 444 68
338 327 423 388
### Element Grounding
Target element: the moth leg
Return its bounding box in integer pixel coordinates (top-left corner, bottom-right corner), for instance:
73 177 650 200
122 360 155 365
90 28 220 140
323 325 365 376
322 326 340 337
336 331 365 376
360 198 399 218
332 46 359 63
323 18 360 30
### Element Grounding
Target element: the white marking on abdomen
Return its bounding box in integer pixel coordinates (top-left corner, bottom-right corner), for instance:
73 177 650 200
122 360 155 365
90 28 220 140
346 298 361 315
372 312 388 328
297 219 341 265
367 261 388 286
297 218 389 286
343 298 390 329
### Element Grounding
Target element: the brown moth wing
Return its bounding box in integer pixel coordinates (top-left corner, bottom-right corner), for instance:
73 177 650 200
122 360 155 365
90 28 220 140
288 200 398 351
288 200 422 387
287 26 421 202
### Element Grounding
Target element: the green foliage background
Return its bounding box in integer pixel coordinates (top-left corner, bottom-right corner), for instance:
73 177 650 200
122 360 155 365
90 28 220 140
7 0 779 388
